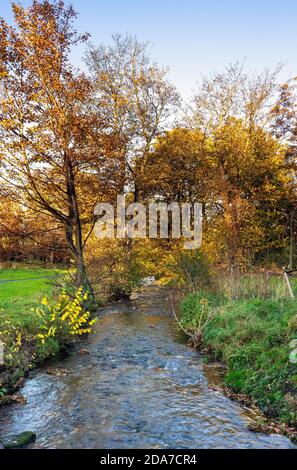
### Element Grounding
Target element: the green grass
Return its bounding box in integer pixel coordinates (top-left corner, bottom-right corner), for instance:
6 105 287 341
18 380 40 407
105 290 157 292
0 266 70 394
0 268 61 322
180 289 297 428
0 268 57 281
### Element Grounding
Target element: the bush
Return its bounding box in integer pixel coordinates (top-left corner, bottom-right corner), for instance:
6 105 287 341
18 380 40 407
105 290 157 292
0 288 97 368
180 291 223 330
86 239 143 300
168 249 213 292
33 288 97 356
0 317 29 369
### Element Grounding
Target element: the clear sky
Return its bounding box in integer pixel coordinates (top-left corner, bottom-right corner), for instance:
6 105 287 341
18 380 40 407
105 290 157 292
1 0 297 98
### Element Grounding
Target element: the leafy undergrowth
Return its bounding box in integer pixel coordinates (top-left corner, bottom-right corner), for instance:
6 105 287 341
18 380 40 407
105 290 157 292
0 274 97 397
180 292 297 431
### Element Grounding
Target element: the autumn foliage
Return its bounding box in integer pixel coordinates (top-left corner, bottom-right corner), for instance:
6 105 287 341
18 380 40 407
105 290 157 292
1 1 297 291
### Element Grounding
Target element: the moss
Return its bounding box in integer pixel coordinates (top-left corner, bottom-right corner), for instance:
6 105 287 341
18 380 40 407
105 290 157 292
2 431 36 449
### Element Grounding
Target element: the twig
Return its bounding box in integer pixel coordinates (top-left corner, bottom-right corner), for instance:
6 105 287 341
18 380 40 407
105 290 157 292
170 293 193 338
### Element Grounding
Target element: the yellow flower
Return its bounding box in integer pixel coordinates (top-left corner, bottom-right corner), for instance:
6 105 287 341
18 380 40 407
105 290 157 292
36 333 45 345
16 331 22 347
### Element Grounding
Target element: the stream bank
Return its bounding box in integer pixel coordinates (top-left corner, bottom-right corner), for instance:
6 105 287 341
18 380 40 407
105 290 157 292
0 287 295 449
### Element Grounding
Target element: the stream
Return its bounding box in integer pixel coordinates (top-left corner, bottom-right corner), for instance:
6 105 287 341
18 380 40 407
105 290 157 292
0 287 295 449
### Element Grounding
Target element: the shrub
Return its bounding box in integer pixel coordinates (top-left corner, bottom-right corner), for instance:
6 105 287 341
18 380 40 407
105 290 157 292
169 249 213 292
86 239 143 300
179 291 223 346
0 317 27 368
33 288 97 355
0 288 97 368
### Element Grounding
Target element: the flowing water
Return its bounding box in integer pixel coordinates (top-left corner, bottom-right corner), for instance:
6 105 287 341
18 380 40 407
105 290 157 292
0 287 295 449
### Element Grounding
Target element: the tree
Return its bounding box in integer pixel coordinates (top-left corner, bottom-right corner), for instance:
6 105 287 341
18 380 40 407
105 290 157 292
0 1 120 293
271 79 297 268
144 128 210 206
0 193 69 264
85 34 180 203
190 62 280 132
209 119 289 268
184 64 289 269
146 120 290 269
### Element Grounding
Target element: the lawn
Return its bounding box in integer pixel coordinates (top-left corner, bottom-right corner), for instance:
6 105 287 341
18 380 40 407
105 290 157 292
0 268 62 327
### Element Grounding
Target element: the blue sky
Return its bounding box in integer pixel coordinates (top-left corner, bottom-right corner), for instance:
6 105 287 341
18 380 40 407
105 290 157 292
1 0 297 98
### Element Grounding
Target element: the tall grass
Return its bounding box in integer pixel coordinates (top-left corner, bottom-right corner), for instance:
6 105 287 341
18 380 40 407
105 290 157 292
215 271 290 300
179 269 297 430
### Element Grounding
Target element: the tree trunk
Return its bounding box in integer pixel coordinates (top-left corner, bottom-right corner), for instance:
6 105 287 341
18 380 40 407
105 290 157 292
75 236 94 297
219 163 241 271
65 155 94 299
289 210 295 271
222 193 240 270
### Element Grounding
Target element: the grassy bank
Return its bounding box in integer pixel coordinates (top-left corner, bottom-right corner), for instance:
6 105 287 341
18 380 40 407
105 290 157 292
0 266 96 398
0 268 51 396
179 281 297 434
0 267 57 316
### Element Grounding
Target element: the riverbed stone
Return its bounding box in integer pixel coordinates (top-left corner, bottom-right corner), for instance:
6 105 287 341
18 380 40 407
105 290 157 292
2 431 36 448
0 393 27 407
79 348 90 355
46 367 70 377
